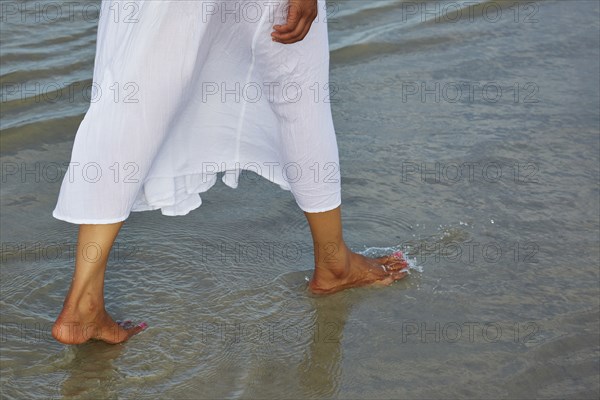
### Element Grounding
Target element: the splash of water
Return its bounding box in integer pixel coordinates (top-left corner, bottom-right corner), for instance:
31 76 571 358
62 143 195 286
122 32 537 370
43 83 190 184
303 244 423 282
357 245 423 274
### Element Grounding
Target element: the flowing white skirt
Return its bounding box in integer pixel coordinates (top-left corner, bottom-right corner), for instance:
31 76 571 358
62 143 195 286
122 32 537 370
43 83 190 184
52 0 342 224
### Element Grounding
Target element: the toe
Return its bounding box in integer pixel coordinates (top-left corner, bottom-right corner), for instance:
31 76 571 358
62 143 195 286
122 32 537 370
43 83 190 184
387 258 408 271
375 251 408 270
375 255 392 264
391 270 409 281
117 320 135 329
122 322 148 341
386 260 408 272
132 322 148 335
369 275 395 287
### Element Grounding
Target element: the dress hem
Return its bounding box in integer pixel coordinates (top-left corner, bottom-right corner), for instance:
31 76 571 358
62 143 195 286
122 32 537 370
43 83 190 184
52 209 131 225
52 167 342 224
298 199 342 214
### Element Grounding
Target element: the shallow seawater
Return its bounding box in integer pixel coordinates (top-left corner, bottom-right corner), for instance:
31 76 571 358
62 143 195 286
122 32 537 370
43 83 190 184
1 0 599 399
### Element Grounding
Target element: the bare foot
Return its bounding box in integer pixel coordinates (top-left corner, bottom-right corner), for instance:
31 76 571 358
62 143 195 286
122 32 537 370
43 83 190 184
52 304 147 345
308 247 410 295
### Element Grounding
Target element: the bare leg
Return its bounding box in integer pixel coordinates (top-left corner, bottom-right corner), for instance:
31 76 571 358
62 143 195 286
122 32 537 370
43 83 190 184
52 222 146 344
304 205 409 295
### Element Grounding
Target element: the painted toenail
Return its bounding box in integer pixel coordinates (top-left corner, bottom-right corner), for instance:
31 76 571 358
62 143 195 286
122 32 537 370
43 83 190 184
392 251 404 259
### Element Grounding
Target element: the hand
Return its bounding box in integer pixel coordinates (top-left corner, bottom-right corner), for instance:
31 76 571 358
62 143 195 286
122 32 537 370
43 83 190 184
271 0 318 44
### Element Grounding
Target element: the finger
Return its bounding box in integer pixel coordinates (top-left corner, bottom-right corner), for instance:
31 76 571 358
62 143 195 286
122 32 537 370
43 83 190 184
272 3 302 34
272 22 296 34
289 17 313 44
273 17 311 43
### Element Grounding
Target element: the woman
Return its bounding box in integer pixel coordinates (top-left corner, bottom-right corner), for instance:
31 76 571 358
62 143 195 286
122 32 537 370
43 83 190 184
51 0 409 345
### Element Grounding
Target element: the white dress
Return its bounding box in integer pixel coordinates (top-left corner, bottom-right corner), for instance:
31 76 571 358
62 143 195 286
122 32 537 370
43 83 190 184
52 0 342 224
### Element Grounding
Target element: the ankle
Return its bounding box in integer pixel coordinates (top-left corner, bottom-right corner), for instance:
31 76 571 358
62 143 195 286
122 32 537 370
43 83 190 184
314 242 353 279
61 297 105 318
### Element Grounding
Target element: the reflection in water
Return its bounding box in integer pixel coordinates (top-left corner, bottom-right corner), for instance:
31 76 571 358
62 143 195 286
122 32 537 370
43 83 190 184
298 294 351 398
59 342 125 398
